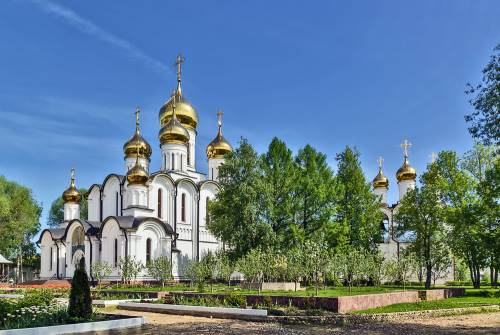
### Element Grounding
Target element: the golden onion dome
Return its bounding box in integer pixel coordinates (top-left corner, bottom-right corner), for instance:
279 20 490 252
206 111 232 159
126 158 149 185
123 108 152 160
159 92 198 131
373 170 389 189
62 168 81 203
396 158 417 182
159 55 198 131
158 99 190 145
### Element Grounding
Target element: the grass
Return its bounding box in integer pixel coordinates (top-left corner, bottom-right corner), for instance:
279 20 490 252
354 289 500 314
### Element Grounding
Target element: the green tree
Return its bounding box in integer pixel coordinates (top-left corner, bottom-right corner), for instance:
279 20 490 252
335 146 382 251
68 257 92 318
434 149 491 288
383 250 417 290
260 138 299 247
0 176 42 282
47 188 88 227
295 145 339 246
465 44 500 146
118 256 144 284
91 261 112 289
394 163 447 289
302 240 330 296
285 247 306 291
208 139 274 258
146 256 172 287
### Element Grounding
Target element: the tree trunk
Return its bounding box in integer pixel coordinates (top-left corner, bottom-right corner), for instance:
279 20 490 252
425 264 432 289
493 268 498 288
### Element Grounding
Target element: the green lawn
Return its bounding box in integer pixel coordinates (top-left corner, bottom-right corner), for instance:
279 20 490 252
354 289 500 314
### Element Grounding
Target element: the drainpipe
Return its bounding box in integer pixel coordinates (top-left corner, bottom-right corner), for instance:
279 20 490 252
88 235 94 283
55 242 60 280
99 188 103 222
122 229 129 258
196 193 200 261
173 188 178 248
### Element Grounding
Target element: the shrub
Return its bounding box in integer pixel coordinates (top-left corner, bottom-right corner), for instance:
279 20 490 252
18 289 54 308
224 293 246 308
68 257 92 318
146 256 172 287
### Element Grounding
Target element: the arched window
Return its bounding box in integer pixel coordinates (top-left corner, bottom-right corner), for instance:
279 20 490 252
114 238 118 267
171 153 175 170
157 189 162 219
181 193 186 222
115 191 119 216
146 238 152 265
49 247 53 271
206 197 210 225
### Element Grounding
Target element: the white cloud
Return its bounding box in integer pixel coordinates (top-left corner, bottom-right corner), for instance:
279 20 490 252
30 0 169 74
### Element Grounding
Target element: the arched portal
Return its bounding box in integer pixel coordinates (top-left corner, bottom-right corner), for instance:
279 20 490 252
71 226 85 264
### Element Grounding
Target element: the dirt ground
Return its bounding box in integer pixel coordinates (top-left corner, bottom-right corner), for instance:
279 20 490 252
98 310 500 335
102 309 500 335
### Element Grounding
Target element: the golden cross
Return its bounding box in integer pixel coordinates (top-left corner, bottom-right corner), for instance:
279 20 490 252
401 139 412 158
377 156 384 170
135 107 140 128
217 109 223 127
70 167 75 180
175 54 185 81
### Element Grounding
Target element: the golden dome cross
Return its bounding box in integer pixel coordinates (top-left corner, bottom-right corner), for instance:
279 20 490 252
217 109 223 127
70 167 75 180
135 107 141 129
401 139 412 158
377 156 384 170
174 54 185 94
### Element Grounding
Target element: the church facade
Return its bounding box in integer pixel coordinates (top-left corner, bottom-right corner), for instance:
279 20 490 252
38 56 232 281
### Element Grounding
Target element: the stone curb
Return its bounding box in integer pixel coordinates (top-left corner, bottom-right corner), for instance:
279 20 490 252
268 305 500 325
118 302 268 321
0 316 146 335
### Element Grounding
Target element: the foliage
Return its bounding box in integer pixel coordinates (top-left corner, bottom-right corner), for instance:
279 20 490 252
0 176 42 262
235 248 265 287
302 240 330 296
393 161 448 289
47 188 88 227
91 261 113 288
330 247 368 291
383 250 418 290
465 44 500 146
68 257 92 318
118 256 144 284
146 256 173 287
335 146 382 251
1 303 70 330
207 139 273 258
184 259 209 292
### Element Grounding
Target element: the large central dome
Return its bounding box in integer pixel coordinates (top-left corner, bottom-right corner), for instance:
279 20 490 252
159 91 198 131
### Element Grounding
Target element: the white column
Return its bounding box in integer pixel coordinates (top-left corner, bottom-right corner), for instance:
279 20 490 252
125 157 149 172
64 203 80 221
374 187 388 204
398 180 415 201
208 158 225 181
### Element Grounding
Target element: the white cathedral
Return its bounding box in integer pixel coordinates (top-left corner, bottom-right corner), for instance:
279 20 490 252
38 56 232 281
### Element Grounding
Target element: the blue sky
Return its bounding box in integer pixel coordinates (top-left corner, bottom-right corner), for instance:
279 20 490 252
1 0 499 230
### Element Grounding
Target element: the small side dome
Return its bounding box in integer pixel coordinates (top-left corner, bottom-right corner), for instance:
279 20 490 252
158 98 190 145
396 158 417 182
373 170 389 189
62 168 81 203
127 159 149 185
123 108 152 160
206 110 232 159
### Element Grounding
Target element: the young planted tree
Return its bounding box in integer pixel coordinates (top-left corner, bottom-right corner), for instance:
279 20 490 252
332 246 366 292
118 256 144 284
68 257 92 319
91 261 112 289
236 248 265 292
302 240 330 296
286 247 306 291
383 251 417 290
335 146 382 252
146 256 173 288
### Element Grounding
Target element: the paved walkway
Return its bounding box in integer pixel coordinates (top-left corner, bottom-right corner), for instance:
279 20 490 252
102 309 500 334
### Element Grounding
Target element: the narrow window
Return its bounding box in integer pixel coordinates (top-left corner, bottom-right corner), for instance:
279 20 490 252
114 238 118 267
157 189 162 219
188 144 191 166
146 238 152 265
115 191 119 216
49 247 53 271
181 193 186 222
206 197 210 225
164 154 167 171
171 153 175 170
181 155 183 171
211 168 214 180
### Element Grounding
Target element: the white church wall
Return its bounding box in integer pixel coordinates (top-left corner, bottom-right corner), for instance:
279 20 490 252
150 175 175 223
102 177 121 218
100 219 123 279
40 232 57 279
87 186 101 221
